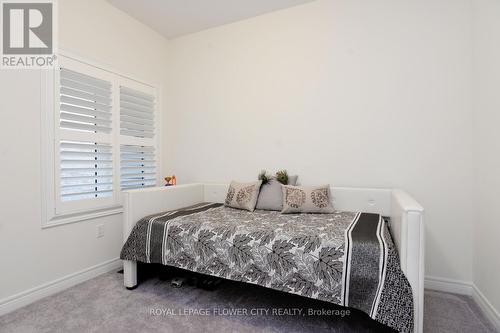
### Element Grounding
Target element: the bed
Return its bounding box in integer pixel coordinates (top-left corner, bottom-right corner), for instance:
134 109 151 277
120 184 424 333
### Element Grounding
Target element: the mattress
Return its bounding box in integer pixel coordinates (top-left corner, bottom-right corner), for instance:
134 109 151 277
120 203 413 332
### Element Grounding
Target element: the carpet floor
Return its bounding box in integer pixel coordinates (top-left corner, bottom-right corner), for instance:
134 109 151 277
0 268 496 333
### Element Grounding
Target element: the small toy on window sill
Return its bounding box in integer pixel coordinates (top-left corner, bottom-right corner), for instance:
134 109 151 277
164 175 177 186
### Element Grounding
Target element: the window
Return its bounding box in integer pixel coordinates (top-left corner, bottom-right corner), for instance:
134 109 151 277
120 145 156 190
60 141 114 202
42 54 160 226
119 85 157 190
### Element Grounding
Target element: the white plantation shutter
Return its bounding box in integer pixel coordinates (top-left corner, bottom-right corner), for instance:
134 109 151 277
60 141 113 201
46 55 159 223
55 58 117 214
120 145 156 189
119 84 157 190
120 87 155 138
60 68 112 134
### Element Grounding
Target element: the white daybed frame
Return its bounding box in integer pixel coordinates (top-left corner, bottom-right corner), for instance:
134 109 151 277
122 184 424 333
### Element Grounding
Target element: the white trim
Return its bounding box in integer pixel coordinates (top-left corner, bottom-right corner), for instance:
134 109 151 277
472 284 500 332
40 50 162 228
424 275 473 295
58 49 161 89
155 85 163 186
40 69 56 226
424 276 500 331
42 207 123 229
0 258 122 317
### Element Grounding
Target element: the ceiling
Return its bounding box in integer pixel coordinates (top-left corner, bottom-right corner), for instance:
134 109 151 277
107 0 316 39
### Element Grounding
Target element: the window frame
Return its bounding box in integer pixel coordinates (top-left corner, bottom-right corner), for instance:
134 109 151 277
41 51 162 228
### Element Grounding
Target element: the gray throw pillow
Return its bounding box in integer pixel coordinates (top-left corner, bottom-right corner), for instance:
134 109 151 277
255 175 298 211
224 180 262 212
281 185 335 214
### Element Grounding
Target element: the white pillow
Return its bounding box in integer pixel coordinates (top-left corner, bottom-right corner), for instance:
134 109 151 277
224 180 262 212
281 185 334 214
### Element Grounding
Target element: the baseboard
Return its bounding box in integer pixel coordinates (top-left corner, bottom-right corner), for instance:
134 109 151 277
472 284 500 332
1 268 497 331
0 258 122 317
424 276 473 295
425 276 500 331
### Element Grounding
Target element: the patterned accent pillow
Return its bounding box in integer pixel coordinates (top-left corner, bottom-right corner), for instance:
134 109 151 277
281 185 334 214
255 175 298 211
224 180 262 212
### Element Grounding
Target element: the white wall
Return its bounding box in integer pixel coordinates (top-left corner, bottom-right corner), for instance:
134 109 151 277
0 0 168 303
2 0 499 322
164 0 475 283
473 0 500 315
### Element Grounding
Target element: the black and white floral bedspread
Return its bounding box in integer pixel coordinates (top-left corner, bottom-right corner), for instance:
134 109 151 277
120 203 413 332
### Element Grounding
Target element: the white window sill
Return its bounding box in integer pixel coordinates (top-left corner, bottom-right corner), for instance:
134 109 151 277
42 206 123 229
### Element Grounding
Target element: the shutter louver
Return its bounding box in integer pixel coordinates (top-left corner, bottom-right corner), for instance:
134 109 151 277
51 56 159 218
120 145 156 190
60 68 112 133
120 87 155 138
60 141 113 201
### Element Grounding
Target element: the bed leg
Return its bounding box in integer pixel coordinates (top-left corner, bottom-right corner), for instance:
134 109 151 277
124 260 138 290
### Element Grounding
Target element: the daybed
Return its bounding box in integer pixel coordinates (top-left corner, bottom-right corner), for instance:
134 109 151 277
120 184 424 333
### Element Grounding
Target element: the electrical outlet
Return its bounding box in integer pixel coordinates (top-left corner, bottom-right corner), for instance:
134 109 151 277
97 224 104 238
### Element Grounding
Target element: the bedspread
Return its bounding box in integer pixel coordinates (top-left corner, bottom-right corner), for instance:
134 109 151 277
120 203 413 332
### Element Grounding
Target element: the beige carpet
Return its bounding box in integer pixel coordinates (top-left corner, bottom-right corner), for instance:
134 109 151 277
0 269 496 333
